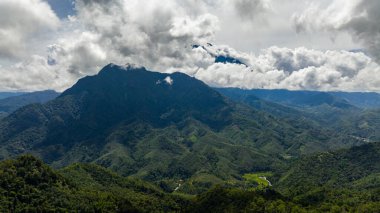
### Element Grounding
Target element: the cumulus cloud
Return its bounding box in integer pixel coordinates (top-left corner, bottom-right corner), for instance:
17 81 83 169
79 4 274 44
292 0 380 63
0 55 73 91
194 46 380 92
0 0 219 91
57 0 219 74
0 0 60 59
0 0 380 93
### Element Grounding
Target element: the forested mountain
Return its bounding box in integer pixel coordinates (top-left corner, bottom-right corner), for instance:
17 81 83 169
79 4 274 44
218 88 380 142
1 150 379 212
217 88 380 109
276 142 380 211
0 64 379 212
0 64 363 192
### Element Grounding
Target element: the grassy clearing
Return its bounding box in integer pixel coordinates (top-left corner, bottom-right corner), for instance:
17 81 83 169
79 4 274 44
243 172 273 188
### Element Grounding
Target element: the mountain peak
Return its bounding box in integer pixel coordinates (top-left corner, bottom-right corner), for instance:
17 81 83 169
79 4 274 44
100 63 147 74
58 63 232 131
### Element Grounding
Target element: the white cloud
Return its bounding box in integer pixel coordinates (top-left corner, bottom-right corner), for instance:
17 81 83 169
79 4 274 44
69 0 219 72
0 0 379 93
194 46 380 92
0 0 221 91
0 0 60 59
293 0 380 63
0 55 73 91
233 0 271 22
164 76 174 85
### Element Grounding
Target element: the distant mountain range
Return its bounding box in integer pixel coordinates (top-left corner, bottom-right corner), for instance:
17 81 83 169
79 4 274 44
216 88 380 109
0 92 26 100
0 90 59 113
217 88 380 142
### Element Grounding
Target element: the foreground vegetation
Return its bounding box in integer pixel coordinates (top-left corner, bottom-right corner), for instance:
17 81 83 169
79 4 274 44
0 155 295 212
1 144 380 212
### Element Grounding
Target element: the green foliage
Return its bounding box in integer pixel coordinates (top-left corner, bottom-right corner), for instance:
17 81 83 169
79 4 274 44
0 155 72 212
276 142 380 211
243 172 273 188
0 153 380 212
189 185 305 213
0 155 189 212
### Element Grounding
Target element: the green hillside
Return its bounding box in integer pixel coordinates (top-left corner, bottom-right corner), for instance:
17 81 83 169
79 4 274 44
2 153 380 212
218 88 380 142
0 155 188 212
276 142 380 211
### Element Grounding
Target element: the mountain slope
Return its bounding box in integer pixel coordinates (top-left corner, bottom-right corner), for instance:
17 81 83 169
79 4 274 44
0 64 363 190
0 155 188 212
217 88 356 109
330 91 380 109
218 88 380 142
0 90 59 116
0 92 26 100
1 154 379 212
276 142 380 208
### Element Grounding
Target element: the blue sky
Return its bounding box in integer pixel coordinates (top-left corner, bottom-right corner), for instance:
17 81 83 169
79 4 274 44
47 0 75 19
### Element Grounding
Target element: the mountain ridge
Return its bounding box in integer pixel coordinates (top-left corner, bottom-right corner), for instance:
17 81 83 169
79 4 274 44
0 90 59 116
0 63 365 192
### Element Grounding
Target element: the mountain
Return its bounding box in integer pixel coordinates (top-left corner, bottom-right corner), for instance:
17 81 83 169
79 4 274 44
217 88 380 109
0 90 60 116
217 88 357 109
217 88 380 142
0 92 26 100
329 91 380 109
192 44 248 66
0 64 363 192
0 65 379 211
276 142 380 210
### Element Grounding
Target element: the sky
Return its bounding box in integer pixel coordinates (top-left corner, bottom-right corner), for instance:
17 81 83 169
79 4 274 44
0 0 379 92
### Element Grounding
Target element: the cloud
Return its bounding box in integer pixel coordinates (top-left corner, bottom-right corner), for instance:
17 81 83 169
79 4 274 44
292 0 380 63
0 0 380 93
0 0 60 59
0 0 220 91
0 55 74 91
233 0 271 22
194 46 380 92
66 0 219 72
164 76 174 85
